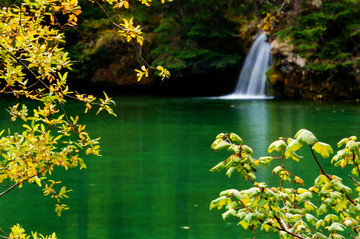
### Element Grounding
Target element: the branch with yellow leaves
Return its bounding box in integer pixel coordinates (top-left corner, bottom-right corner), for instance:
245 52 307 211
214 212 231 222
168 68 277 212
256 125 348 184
91 0 171 82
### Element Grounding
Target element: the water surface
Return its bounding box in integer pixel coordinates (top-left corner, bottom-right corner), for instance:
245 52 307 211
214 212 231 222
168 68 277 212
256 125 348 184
0 97 359 239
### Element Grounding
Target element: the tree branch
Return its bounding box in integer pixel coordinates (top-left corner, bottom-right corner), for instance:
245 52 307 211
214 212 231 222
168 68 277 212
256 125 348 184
0 167 49 198
93 0 124 30
309 145 331 180
0 43 50 91
349 175 360 186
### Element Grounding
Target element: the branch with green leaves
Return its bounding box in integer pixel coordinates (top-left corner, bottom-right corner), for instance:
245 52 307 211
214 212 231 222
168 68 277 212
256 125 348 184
210 129 360 239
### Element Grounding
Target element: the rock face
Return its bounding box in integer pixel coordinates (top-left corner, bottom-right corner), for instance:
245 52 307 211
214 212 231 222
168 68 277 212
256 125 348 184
268 39 360 101
270 39 306 68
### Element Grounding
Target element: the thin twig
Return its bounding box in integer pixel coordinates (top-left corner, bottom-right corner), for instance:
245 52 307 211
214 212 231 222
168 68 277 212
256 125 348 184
92 0 151 68
0 167 50 197
93 0 124 30
268 204 305 239
0 43 50 91
349 175 360 186
351 151 360 175
309 145 331 180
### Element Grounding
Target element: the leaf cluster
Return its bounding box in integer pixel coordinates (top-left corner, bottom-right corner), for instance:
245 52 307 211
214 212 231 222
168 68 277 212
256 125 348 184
210 129 360 239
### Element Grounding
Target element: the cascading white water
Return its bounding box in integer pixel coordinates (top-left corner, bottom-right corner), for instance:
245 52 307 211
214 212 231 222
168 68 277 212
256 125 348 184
223 33 272 99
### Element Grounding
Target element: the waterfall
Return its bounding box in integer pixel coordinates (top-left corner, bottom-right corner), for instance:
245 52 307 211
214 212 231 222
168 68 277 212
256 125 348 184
223 33 272 99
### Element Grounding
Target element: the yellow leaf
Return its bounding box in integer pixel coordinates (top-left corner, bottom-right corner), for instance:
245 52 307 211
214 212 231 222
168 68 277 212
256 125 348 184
294 176 305 186
217 198 231 210
241 197 251 207
312 142 334 159
50 14 55 24
210 196 231 210
297 188 308 194
238 219 249 229
261 223 272 232
34 177 42 187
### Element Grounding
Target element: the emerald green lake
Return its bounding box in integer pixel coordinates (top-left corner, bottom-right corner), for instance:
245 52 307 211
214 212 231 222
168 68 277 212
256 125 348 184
1 97 360 239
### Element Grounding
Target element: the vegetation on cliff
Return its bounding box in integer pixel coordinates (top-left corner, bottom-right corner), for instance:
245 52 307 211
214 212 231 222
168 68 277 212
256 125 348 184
64 0 247 91
6 0 356 98
63 0 359 99
269 0 360 100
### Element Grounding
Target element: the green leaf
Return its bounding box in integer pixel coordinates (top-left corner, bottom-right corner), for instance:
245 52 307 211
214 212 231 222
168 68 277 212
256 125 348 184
211 138 222 148
304 201 318 212
247 172 256 181
229 189 242 200
299 191 313 202
337 138 349 148
334 200 347 213
210 196 227 204
324 214 339 223
242 145 253 155
225 201 238 210
243 163 252 172
331 180 352 194
313 232 327 239
226 167 235 178
265 189 280 201
258 156 273 166
222 209 236 220
285 139 303 159
209 161 225 172
268 140 286 153
272 166 283 175
295 129 318 145
343 217 358 227
210 196 231 210
312 142 333 158
244 212 258 223
316 219 326 229
22 124 32 131
229 133 242 144
228 145 240 153
305 213 318 225
258 198 269 207
236 211 247 220
219 189 233 197
318 204 328 215
247 187 261 197
346 140 359 151
331 149 349 164
328 222 346 233
289 151 303 162
315 174 330 188
213 141 231 152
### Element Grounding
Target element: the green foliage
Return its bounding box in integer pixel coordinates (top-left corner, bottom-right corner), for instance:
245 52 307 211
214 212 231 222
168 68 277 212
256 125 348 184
148 0 246 76
210 129 360 238
275 0 360 73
